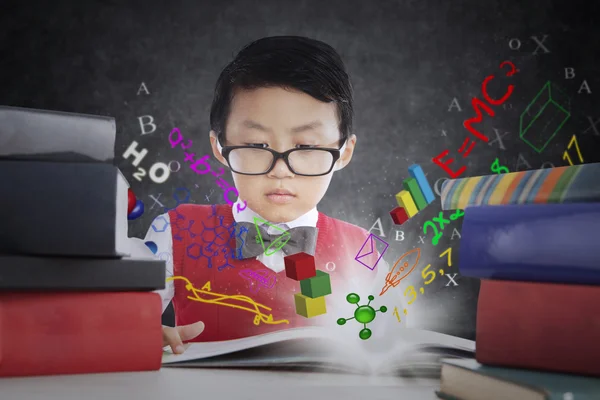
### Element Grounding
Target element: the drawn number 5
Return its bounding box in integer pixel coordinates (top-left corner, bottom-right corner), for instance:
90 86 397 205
421 264 436 285
403 285 417 305
423 221 443 246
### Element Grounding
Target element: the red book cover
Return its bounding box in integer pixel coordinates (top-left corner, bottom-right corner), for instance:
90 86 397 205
0 292 163 377
476 279 600 377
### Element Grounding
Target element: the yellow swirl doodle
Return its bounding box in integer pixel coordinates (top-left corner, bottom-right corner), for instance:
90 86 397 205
167 275 289 326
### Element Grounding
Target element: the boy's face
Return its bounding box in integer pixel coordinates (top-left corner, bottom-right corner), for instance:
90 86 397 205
210 87 356 223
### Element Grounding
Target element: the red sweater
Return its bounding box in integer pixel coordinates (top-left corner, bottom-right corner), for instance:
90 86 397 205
168 204 381 342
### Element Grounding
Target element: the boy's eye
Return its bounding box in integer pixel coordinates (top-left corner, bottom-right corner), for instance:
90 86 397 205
295 144 318 149
244 143 268 148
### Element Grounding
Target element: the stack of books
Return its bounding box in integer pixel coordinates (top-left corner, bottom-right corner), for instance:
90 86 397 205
0 106 165 377
436 163 600 399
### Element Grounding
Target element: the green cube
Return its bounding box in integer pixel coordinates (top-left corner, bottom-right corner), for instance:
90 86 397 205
299 270 332 298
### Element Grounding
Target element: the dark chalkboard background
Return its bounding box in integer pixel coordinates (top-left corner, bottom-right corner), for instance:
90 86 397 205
2 0 600 340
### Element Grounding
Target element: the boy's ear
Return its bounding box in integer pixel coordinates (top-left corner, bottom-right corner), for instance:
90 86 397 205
334 134 357 171
209 131 229 167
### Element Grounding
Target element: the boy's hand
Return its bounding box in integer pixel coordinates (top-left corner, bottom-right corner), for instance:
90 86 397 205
163 321 205 354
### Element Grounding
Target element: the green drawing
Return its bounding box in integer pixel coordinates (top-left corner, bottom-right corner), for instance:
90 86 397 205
336 293 387 340
519 81 571 153
253 217 291 256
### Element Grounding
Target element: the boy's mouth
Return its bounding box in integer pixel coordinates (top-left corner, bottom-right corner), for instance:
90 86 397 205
265 189 296 205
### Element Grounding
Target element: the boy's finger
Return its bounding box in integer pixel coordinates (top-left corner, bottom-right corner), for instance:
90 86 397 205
176 321 205 342
162 327 185 354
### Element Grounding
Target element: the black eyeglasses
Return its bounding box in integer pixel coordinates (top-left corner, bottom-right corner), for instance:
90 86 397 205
217 141 345 176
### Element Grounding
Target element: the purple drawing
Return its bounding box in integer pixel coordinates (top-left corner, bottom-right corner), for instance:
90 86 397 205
354 233 389 271
239 268 277 294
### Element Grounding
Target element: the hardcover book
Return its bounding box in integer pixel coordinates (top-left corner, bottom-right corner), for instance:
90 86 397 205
0 105 116 163
0 161 130 257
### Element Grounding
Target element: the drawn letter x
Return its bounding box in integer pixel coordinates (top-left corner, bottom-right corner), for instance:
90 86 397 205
432 212 450 230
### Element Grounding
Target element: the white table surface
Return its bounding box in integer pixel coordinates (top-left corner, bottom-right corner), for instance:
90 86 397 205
0 367 441 400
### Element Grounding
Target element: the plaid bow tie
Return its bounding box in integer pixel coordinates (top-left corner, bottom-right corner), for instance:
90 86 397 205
235 222 318 259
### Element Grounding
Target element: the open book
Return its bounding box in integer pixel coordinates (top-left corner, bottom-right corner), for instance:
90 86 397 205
162 327 475 377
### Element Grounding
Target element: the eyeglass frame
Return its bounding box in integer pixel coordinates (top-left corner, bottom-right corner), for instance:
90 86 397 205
216 138 347 177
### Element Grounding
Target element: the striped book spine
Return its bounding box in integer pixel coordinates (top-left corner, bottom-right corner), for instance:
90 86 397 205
440 163 600 210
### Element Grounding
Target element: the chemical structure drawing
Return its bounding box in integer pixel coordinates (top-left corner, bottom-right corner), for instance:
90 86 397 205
200 215 231 250
186 242 219 267
233 223 249 260
151 215 170 232
215 245 236 271
173 217 197 242
162 187 192 214
179 204 244 270
336 293 387 340
160 187 193 241
160 200 245 270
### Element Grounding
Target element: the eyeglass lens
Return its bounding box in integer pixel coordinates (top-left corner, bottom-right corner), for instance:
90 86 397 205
228 148 335 175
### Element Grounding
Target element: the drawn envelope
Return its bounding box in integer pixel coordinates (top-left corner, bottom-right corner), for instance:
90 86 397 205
354 233 389 270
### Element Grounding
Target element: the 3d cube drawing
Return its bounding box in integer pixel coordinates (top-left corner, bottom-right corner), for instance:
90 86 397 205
519 81 571 153
389 206 409 225
294 293 327 318
300 270 332 298
284 252 317 281
395 190 418 217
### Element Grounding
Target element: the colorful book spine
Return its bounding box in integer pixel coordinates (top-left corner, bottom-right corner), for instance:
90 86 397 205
458 203 600 284
440 162 600 210
390 164 435 224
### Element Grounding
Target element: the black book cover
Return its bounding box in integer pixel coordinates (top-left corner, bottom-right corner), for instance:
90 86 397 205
0 160 129 257
0 256 165 291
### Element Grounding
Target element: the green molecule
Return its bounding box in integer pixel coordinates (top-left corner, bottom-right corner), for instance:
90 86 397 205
336 293 387 340
346 293 360 304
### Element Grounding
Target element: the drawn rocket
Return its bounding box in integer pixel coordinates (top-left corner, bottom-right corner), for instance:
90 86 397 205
379 248 421 296
239 268 277 294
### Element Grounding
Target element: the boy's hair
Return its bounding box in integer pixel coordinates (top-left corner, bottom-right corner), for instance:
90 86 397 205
210 36 353 145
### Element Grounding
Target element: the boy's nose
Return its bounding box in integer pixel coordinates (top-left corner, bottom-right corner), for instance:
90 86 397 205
267 158 295 178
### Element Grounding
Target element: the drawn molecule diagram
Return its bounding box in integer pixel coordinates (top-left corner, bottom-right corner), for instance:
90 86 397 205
180 204 245 271
337 293 387 340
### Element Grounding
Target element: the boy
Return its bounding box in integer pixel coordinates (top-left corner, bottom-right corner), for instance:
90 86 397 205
145 36 391 354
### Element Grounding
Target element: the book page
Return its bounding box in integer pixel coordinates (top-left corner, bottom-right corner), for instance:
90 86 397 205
163 327 343 364
373 328 476 377
162 327 372 374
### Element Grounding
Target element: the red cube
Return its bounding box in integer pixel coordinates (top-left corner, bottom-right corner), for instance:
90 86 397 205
390 206 409 225
284 252 317 281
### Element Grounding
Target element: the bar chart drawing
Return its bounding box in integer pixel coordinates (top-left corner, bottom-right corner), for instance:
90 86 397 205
408 164 435 203
390 164 435 226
